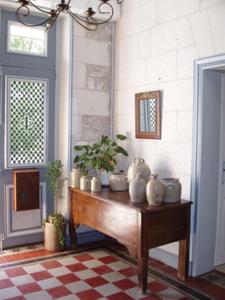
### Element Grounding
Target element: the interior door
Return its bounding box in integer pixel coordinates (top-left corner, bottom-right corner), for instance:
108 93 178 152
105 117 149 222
215 72 225 266
0 66 55 248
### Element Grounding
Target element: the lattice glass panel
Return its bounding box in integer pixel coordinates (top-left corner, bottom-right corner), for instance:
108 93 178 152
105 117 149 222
140 98 156 133
7 77 47 167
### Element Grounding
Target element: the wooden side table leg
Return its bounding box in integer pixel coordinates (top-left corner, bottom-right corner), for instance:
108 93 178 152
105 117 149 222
69 219 77 249
178 238 189 280
178 207 190 280
137 250 148 294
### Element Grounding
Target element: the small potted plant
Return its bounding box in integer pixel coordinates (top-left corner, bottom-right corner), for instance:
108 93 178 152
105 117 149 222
74 135 128 185
43 160 66 251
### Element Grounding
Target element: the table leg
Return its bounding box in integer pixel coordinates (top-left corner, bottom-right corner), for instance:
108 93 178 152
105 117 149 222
178 238 189 280
137 246 149 294
69 219 77 249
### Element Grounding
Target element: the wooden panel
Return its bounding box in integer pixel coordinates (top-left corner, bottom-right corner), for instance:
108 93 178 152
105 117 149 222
147 207 188 248
72 192 138 247
13 169 39 211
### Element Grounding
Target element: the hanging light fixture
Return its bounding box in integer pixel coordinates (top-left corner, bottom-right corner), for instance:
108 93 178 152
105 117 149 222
16 0 124 31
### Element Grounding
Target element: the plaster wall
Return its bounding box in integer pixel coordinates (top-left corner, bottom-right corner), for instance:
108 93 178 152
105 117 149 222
113 0 225 256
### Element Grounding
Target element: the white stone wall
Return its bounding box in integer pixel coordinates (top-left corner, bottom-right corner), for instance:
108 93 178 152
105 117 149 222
113 0 225 256
72 22 113 154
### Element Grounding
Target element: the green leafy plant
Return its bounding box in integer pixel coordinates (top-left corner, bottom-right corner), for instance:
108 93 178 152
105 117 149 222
44 160 66 247
74 134 128 173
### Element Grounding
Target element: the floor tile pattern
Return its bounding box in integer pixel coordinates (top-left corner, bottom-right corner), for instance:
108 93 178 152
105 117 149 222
0 249 190 300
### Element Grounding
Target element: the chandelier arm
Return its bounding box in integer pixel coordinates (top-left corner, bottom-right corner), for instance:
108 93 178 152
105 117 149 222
95 1 114 25
24 0 52 15
66 9 98 31
17 6 55 27
46 7 62 31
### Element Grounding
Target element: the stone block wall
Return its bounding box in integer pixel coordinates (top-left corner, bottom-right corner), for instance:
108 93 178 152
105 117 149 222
72 22 113 156
113 0 225 256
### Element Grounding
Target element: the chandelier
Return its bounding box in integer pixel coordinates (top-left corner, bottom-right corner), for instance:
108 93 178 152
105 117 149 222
16 0 124 31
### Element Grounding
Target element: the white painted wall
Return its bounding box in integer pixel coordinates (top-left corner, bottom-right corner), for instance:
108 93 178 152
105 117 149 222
113 0 225 258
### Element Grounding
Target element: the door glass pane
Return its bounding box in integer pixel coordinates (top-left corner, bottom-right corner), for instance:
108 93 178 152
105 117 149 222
8 21 47 56
6 77 47 167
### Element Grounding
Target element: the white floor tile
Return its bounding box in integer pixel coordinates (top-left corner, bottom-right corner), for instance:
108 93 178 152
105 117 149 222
38 278 61 290
0 271 8 280
89 250 109 259
158 287 186 300
25 291 51 300
108 261 129 271
102 271 126 282
11 274 34 286
58 257 79 266
66 280 91 293
83 259 104 268
96 283 121 297
75 269 98 280
23 264 45 274
48 266 71 277
0 286 21 299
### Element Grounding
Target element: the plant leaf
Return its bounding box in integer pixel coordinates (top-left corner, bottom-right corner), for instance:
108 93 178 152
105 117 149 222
116 134 127 140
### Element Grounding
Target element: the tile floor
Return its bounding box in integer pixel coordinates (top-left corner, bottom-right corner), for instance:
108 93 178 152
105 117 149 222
0 245 225 299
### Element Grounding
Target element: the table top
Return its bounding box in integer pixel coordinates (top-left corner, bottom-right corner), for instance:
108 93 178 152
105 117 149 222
69 187 191 213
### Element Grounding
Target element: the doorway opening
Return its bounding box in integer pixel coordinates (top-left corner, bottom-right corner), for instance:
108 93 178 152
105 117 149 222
192 54 225 276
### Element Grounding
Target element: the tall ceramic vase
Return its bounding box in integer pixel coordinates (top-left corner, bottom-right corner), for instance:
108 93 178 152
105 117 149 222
146 174 164 206
129 173 146 203
127 157 151 183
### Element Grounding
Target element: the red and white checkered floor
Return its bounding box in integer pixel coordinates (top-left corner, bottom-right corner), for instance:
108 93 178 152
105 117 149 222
0 249 189 300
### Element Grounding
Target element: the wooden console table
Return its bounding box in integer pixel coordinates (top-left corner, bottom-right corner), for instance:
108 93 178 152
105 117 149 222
69 188 191 294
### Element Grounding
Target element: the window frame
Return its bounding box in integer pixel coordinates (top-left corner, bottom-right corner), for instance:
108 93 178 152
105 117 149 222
5 75 49 168
7 20 48 57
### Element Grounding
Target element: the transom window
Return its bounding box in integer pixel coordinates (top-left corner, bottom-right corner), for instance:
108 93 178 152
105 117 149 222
7 21 47 56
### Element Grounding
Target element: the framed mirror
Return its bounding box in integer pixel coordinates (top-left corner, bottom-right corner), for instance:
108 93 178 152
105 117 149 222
135 90 161 139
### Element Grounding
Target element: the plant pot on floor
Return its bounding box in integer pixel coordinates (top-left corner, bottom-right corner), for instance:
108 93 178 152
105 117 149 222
44 221 66 252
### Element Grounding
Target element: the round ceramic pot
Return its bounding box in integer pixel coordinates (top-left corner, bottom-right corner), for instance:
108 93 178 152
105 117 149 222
127 157 151 183
146 174 164 206
70 168 83 189
80 176 91 191
44 222 65 252
129 173 146 203
91 177 102 192
109 172 128 191
162 178 181 203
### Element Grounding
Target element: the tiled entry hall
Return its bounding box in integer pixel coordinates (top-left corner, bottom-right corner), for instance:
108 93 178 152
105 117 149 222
0 248 192 300
1 246 225 300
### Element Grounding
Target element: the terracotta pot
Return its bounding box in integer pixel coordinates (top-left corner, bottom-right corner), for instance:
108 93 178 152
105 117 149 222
146 174 164 206
44 222 65 252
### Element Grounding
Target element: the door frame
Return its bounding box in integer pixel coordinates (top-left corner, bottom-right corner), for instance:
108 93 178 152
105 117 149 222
191 54 225 276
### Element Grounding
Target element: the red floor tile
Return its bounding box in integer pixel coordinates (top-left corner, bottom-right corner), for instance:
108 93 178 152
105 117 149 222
119 267 138 277
85 276 108 287
17 282 41 294
108 292 134 300
148 280 168 293
92 265 113 275
46 286 72 299
66 262 87 272
75 253 94 262
0 278 14 289
41 260 62 269
99 255 118 264
31 270 52 281
202 284 225 300
5 267 27 277
114 278 136 290
57 273 80 284
77 288 102 300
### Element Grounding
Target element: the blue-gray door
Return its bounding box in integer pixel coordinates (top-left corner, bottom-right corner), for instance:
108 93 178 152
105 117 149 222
0 10 56 248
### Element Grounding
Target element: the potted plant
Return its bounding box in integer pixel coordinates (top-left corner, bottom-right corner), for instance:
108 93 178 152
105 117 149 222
74 135 128 185
43 160 66 251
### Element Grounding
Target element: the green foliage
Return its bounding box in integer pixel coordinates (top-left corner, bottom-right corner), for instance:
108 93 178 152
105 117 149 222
46 160 66 200
45 161 66 247
43 213 65 247
74 135 128 173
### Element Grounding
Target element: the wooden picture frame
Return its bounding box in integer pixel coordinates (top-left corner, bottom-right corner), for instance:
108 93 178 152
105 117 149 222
135 90 161 139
